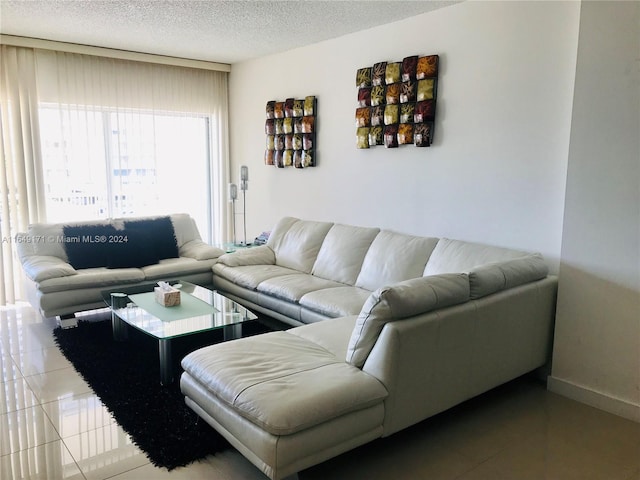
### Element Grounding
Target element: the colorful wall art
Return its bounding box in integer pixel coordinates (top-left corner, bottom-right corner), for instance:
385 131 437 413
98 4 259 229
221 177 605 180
355 55 438 149
265 96 317 168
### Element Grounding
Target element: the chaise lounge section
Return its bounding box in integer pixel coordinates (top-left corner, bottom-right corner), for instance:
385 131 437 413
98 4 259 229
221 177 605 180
181 217 558 479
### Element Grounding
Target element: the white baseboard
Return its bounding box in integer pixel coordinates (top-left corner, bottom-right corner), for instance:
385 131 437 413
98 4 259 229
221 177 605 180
547 376 639 423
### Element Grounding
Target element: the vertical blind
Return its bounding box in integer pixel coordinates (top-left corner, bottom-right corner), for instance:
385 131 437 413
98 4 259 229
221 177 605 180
0 45 229 305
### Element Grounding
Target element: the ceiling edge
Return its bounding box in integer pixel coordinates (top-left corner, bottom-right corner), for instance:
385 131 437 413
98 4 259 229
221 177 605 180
0 34 231 72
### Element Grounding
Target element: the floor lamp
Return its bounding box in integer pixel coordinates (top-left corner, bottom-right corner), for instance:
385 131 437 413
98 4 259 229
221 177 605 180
240 165 249 246
228 183 237 245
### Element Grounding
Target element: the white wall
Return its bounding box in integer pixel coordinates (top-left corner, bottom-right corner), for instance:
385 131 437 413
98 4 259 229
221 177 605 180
549 1 640 421
228 0 640 422
229 1 580 270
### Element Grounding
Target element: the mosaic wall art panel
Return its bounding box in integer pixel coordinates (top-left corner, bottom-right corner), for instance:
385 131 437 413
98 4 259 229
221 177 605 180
265 96 317 168
355 55 438 149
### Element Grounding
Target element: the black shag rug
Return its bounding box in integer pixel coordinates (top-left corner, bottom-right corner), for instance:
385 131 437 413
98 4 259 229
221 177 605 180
53 317 270 470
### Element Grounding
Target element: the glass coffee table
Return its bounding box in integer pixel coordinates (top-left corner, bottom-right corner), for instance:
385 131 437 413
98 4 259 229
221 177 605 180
102 280 257 385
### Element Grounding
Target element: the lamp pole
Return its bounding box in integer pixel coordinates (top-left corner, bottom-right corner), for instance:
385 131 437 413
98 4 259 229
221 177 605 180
240 165 249 246
228 183 237 245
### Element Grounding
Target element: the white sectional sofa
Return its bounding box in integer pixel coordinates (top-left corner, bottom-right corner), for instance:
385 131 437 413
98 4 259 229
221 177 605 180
182 217 558 479
17 213 224 318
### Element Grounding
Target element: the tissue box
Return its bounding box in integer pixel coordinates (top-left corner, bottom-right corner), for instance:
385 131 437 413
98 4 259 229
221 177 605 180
154 286 181 307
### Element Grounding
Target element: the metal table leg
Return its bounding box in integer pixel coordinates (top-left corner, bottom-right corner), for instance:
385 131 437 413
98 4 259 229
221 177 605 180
112 312 128 341
159 339 173 386
223 323 242 341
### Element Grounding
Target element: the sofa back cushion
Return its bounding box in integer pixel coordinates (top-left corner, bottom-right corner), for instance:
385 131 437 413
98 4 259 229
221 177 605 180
267 217 334 274
468 254 548 299
266 216 300 249
424 238 530 275
355 230 439 292
312 224 380 285
27 214 197 262
28 219 112 262
346 273 470 368
424 238 548 298
27 222 69 260
170 213 202 247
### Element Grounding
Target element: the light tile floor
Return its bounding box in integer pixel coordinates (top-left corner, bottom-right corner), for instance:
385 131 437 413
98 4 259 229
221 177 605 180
1 302 638 480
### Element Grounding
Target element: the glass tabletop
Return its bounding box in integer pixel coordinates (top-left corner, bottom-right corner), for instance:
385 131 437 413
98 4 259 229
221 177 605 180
101 280 257 340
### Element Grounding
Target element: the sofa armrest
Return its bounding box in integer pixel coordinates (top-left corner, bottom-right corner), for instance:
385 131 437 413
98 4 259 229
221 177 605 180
21 255 77 283
362 276 558 436
217 245 276 267
179 239 225 260
15 233 36 262
346 273 470 368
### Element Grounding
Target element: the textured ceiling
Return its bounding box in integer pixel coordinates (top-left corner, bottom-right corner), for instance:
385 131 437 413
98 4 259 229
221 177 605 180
0 0 459 64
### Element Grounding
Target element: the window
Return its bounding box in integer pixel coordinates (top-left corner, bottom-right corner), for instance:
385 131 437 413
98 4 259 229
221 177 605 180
39 105 212 240
1 45 228 305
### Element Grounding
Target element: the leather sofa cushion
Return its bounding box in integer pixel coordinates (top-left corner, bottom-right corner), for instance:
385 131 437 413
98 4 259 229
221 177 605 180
265 216 300 248
311 224 380 285
179 240 226 261
217 245 276 267
468 254 548 299
213 264 299 290
140 257 218 281
169 213 202 247
181 331 388 435
299 286 372 318
355 230 439 292
424 238 531 276
269 218 334 273
27 222 72 260
288 316 358 359
37 267 145 293
257 274 344 303
347 273 470 368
